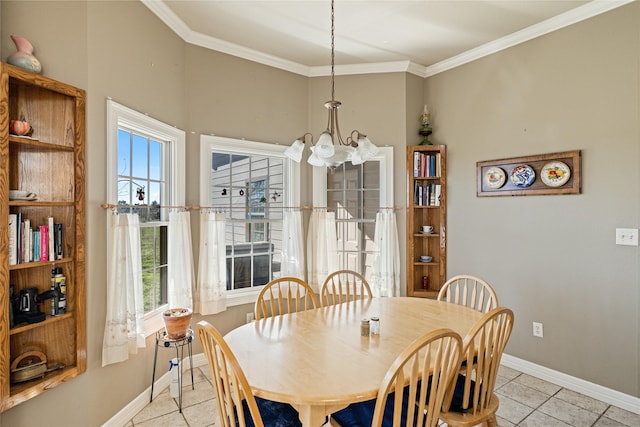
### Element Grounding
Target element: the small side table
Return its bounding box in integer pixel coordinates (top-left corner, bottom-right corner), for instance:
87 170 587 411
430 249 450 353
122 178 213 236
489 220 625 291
150 327 194 412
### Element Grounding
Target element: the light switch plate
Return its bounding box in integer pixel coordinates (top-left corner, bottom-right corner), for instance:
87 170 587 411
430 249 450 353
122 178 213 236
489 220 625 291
616 228 638 246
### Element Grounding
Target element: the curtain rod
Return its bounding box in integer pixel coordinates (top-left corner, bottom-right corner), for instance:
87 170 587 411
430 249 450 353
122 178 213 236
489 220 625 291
100 203 403 211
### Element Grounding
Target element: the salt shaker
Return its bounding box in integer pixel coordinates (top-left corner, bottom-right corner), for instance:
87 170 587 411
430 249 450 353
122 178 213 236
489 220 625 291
370 317 380 335
360 318 370 337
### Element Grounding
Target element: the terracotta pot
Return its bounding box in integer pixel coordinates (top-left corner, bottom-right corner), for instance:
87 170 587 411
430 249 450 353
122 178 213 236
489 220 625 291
162 308 193 339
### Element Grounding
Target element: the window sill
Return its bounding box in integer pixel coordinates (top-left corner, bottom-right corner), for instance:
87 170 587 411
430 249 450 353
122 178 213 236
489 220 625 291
144 312 166 338
226 289 261 307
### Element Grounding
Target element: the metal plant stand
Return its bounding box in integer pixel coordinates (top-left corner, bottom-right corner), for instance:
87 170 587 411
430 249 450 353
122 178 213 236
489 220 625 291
150 327 194 412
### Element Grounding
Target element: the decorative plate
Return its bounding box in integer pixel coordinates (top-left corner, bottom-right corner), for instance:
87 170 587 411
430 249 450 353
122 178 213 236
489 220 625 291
484 167 506 189
510 164 536 188
540 161 571 187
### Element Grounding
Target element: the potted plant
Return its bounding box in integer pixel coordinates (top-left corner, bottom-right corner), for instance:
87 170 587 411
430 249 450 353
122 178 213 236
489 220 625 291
162 307 193 339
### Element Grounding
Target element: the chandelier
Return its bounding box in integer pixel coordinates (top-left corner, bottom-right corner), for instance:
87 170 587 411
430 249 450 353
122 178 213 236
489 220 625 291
284 0 378 169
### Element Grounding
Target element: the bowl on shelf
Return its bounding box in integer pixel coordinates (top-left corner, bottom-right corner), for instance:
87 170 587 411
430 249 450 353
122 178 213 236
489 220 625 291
419 255 433 263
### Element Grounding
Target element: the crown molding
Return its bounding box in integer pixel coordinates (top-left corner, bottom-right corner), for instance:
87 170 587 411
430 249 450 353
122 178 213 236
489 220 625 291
423 0 635 77
142 0 633 78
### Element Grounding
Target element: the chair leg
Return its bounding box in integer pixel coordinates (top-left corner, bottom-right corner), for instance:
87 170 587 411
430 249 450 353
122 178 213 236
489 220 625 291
487 414 498 427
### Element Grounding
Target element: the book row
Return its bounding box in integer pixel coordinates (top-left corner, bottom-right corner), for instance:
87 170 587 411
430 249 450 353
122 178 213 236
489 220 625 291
413 152 441 178
414 182 442 207
8 214 63 265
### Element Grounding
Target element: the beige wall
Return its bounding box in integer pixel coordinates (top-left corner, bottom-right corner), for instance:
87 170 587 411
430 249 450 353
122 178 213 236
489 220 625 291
425 2 640 396
0 1 638 425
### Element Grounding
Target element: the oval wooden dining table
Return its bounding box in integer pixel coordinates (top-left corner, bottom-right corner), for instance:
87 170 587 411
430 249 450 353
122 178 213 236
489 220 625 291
224 296 484 427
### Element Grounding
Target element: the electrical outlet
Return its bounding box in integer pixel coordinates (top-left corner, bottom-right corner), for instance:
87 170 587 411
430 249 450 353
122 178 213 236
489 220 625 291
616 228 638 246
246 312 255 323
532 322 544 338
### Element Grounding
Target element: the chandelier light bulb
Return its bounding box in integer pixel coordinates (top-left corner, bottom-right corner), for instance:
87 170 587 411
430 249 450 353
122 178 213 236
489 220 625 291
315 131 336 158
284 138 305 162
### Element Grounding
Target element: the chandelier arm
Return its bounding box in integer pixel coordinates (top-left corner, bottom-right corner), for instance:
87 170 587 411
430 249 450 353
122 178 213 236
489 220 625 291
332 108 347 146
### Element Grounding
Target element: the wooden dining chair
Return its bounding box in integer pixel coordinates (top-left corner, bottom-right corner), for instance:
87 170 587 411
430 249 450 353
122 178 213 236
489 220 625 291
196 320 302 427
254 277 319 320
320 270 373 307
331 328 463 427
439 307 514 427
437 275 499 313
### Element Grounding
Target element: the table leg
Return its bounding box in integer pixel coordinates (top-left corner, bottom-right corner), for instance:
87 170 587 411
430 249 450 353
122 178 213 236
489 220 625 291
295 405 327 427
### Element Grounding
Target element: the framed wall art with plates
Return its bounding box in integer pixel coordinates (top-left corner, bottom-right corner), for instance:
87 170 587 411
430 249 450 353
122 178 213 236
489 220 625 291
476 150 581 197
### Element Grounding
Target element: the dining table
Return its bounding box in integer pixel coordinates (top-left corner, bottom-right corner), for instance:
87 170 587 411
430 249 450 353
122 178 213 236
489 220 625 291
224 296 484 427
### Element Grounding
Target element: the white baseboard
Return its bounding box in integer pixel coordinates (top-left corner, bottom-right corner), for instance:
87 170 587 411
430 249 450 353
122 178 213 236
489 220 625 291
104 352 639 426
501 353 640 415
101 354 208 427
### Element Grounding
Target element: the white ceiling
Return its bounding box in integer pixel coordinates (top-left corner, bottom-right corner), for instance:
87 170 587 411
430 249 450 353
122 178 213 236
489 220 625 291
142 1 632 77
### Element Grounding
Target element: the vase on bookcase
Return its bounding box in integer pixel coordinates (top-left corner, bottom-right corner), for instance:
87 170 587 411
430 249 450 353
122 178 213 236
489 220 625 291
7 35 42 74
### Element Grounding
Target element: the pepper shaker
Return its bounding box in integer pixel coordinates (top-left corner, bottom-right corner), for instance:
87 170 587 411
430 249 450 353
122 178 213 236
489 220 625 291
360 318 370 337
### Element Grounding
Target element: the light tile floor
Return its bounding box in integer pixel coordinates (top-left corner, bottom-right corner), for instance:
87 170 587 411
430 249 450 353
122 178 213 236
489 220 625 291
125 365 640 427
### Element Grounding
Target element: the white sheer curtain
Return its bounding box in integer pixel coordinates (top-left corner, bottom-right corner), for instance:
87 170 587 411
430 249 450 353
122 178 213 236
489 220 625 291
281 209 305 280
306 209 338 292
102 213 145 367
370 210 401 297
167 211 195 309
195 211 227 314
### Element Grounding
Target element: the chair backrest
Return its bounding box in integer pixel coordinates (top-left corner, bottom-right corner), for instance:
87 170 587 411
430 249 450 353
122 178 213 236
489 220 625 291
196 320 264 427
442 307 514 418
254 277 319 320
371 329 463 427
437 275 498 313
320 270 373 307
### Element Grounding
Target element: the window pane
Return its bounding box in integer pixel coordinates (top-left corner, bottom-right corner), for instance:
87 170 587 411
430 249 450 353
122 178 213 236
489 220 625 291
210 149 285 292
117 127 169 313
327 160 381 275
149 140 161 180
132 134 148 178
118 130 130 175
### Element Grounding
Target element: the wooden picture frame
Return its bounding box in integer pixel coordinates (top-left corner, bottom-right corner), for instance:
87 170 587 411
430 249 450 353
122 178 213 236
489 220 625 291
477 150 581 197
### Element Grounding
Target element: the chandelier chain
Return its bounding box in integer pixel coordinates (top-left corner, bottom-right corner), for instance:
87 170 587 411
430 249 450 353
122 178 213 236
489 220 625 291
330 0 335 101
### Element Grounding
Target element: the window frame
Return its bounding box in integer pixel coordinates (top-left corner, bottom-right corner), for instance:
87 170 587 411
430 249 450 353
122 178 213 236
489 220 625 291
200 135 300 307
106 99 186 336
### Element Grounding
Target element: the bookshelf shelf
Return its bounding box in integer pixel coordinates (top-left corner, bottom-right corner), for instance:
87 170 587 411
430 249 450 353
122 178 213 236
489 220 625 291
406 145 447 298
0 62 86 412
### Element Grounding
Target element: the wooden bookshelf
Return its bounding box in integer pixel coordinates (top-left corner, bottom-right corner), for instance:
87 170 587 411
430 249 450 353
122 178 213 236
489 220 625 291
406 145 446 298
0 62 86 411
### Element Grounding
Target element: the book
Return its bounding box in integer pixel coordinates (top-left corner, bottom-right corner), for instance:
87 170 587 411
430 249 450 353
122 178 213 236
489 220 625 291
54 223 63 259
23 219 31 263
16 212 22 263
33 230 40 262
8 214 17 265
48 216 55 261
40 225 49 261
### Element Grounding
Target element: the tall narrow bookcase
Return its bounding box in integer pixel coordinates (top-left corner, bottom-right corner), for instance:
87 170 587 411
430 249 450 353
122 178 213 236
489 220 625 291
406 145 446 298
0 62 86 411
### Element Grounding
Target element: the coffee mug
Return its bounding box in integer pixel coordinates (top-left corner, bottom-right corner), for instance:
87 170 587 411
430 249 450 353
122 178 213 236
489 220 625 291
422 225 434 233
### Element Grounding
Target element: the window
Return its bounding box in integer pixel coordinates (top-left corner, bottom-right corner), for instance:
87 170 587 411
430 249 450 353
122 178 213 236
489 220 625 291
200 135 300 306
313 147 393 278
107 100 185 335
